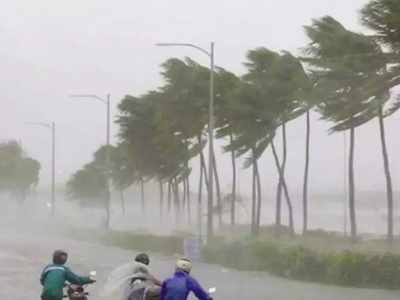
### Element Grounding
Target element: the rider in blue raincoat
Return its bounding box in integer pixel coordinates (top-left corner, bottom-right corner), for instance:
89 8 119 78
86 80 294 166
160 258 212 300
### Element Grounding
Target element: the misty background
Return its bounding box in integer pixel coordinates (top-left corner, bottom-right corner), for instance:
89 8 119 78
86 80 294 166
3 2 400 299
1 0 399 204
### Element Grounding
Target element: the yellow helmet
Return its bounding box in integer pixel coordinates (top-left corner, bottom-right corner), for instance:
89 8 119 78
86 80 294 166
176 257 192 273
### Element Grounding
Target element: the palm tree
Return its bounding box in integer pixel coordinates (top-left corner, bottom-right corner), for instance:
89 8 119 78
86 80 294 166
116 79 201 223
361 0 400 54
298 78 318 234
303 16 392 241
214 68 241 226
362 0 400 242
117 93 165 213
157 58 217 224
242 48 310 234
358 77 399 241
109 143 138 215
223 80 276 235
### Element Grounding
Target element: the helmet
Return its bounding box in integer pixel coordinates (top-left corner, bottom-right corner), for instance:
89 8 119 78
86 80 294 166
176 257 192 274
135 253 150 265
53 250 68 265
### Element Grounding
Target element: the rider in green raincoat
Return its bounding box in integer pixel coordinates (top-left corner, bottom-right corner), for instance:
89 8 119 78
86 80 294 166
40 250 94 300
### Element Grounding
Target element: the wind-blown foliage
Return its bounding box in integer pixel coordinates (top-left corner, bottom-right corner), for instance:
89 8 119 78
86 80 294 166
303 16 398 241
362 0 400 52
0 141 40 203
362 0 400 115
223 48 310 234
66 147 109 208
66 1 400 242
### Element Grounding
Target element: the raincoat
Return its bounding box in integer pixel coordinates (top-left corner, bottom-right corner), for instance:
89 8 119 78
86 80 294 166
40 264 92 300
102 261 160 300
160 271 212 300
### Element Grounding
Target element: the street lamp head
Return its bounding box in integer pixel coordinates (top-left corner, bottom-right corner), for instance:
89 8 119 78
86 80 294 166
69 94 97 98
25 122 52 129
155 43 186 47
69 94 107 103
155 42 211 57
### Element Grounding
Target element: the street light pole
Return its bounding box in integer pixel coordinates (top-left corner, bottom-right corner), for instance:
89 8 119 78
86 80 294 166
51 122 56 216
343 131 348 236
26 122 56 215
106 94 111 150
69 94 112 229
207 42 215 242
106 94 111 229
155 42 215 241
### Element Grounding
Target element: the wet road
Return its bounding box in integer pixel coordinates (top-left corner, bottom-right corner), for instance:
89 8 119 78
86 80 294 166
1 228 400 300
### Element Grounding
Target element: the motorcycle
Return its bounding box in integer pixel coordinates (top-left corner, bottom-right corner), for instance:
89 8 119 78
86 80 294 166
101 266 217 300
125 278 216 300
63 271 96 300
125 276 161 300
64 284 90 300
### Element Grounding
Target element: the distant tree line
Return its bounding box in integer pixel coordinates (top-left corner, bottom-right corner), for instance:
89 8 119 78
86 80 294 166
0 141 40 204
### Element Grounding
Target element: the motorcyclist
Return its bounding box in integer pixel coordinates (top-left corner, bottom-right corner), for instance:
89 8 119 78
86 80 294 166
125 253 162 300
131 253 162 285
160 258 212 300
40 250 95 300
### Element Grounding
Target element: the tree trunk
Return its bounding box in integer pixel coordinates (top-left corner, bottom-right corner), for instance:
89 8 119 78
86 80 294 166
182 176 187 212
230 133 237 227
201 155 212 234
251 148 257 235
378 107 394 243
198 155 204 237
120 189 126 216
159 180 164 219
177 180 181 215
271 141 294 235
167 180 172 214
200 149 210 193
303 110 310 234
172 180 177 223
173 179 181 224
186 175 191 225
254 157 262 235
212 151 223 226
105 186 111 229
276 123 287 227
140 178 145 214
348 126 357 241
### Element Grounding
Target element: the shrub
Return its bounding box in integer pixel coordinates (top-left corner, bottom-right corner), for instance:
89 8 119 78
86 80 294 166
66 228 184 256
101 231 184 255
202 237 400 289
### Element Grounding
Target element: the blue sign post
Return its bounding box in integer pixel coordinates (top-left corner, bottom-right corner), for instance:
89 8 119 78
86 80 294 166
183 237 203 261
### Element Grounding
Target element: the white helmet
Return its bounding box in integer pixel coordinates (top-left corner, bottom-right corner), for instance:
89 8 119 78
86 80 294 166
176 257 192 273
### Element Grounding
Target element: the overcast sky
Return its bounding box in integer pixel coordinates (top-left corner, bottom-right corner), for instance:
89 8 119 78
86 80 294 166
1 0 399 199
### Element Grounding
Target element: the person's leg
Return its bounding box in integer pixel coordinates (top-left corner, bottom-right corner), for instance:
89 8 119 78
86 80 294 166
145 286 161 300
127 287 146 300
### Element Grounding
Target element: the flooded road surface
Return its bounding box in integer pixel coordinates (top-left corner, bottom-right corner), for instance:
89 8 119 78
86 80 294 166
1 228 400 300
